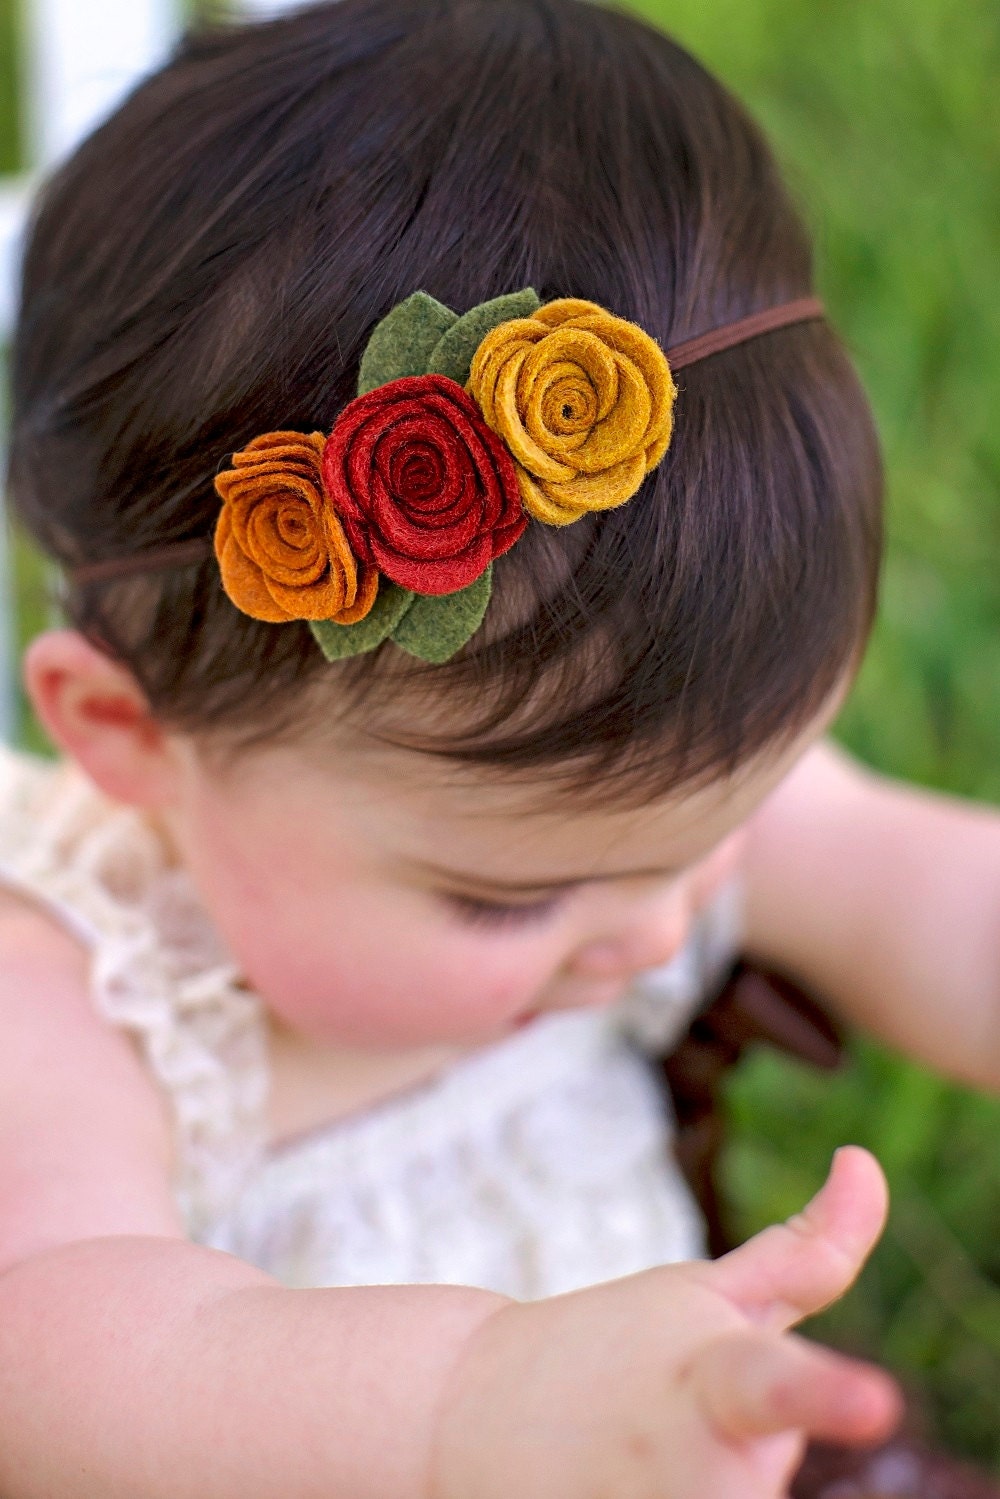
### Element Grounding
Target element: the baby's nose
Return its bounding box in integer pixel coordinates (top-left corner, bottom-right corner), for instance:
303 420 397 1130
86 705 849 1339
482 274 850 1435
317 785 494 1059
567 890 690 982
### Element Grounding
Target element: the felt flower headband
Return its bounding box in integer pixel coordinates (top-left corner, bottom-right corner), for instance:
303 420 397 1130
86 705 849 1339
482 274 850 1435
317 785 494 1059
70 291 824 663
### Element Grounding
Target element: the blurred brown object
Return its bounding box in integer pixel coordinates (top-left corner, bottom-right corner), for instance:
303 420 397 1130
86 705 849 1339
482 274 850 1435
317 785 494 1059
662 960 844 1259
660 962 1000 1499
791 1439 1000 1498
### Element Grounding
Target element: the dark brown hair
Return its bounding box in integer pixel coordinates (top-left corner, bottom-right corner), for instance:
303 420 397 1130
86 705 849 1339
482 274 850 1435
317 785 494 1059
7 0 882 800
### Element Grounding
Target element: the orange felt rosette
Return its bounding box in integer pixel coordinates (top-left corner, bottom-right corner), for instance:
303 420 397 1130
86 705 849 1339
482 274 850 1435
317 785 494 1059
213 430 378 623
466 299 676 525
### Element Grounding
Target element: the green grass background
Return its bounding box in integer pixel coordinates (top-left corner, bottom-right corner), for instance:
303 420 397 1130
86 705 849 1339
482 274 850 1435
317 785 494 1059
3 0 1000 1469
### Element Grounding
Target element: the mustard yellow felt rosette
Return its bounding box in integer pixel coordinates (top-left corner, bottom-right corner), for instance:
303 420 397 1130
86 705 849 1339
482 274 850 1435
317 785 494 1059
466 298 676 525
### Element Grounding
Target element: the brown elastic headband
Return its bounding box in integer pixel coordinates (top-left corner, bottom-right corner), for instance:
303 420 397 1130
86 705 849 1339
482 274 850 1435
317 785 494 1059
664 295 824 370
68 295 825 586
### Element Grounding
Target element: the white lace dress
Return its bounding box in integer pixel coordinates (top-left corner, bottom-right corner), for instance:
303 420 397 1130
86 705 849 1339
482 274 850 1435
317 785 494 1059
0 742 741 1299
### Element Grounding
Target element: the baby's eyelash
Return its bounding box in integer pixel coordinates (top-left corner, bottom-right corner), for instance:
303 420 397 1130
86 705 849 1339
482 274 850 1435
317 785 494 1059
443 892 563 929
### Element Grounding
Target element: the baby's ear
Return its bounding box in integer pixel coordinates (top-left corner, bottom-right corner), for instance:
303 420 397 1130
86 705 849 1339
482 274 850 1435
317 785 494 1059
22 629 180 808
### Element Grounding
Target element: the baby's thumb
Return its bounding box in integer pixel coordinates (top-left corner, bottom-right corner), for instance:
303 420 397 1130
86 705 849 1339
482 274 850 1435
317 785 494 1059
701 1146 889 1333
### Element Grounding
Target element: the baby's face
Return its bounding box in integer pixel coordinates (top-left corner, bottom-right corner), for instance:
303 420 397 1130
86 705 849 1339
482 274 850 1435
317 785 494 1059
154 727 814 1052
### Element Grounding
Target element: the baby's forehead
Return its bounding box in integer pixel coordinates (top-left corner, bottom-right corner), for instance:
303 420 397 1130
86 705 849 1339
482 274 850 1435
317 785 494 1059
201 728 808 887
374 770 763 886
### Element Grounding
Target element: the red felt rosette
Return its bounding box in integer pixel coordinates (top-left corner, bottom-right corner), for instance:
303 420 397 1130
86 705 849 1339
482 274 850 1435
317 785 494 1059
321 374 526 596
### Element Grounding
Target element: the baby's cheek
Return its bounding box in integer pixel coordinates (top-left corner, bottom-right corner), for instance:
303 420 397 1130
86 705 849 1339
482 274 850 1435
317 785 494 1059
235 896 547 1047
348 926 548 1044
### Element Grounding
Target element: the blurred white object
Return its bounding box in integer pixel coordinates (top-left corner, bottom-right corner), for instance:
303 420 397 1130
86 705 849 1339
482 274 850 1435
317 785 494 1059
239 0 307 14
24 0 176 167
0 178 30 342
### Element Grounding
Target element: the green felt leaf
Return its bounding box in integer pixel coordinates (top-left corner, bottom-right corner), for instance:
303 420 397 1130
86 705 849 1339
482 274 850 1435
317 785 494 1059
357 292 458 395
390 565 493 663
426 289 542 386
309 583 415 660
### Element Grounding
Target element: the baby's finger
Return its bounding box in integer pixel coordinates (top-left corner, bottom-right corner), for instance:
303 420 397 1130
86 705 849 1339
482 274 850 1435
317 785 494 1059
701 1146 888 1331
687 1328 902 1447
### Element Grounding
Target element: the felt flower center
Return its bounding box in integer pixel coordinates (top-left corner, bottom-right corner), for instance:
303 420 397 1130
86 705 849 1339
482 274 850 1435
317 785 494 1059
541 372 601 437
246 495 326 582
276 507 312 549
391 441 445 502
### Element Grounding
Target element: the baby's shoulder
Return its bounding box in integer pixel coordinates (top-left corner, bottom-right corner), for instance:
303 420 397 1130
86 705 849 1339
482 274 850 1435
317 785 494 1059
0 882 181 1271
0 877 159 1128
0 877 89 974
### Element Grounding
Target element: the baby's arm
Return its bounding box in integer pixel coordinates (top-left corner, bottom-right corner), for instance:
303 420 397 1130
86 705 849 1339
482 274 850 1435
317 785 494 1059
0 1240 506 1499
744 740 1000 1088
0 899 897 1499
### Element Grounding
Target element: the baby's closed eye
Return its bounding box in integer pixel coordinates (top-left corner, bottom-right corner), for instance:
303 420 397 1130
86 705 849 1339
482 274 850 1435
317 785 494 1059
441 891 564 929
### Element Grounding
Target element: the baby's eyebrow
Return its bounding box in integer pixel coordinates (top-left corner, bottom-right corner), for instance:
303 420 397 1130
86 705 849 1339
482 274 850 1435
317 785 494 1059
410 860 684 896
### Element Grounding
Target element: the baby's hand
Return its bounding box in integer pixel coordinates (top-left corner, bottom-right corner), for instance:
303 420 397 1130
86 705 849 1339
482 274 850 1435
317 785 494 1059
430 1146 900 1499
